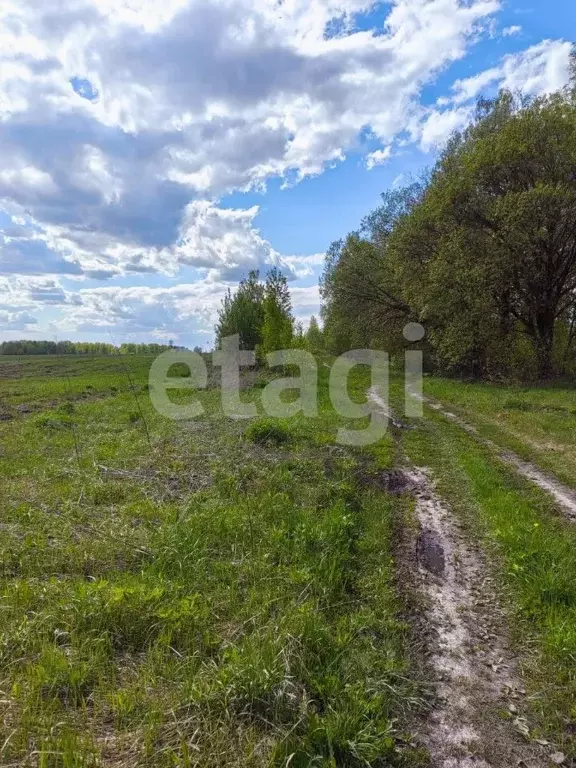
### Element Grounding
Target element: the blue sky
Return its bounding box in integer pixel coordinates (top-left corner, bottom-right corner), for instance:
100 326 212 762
0 0 573 348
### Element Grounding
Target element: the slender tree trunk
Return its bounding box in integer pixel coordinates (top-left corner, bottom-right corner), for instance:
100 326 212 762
534 313 555 379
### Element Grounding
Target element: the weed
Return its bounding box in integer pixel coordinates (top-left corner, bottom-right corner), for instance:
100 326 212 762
245 417 291 445
34 413 73 430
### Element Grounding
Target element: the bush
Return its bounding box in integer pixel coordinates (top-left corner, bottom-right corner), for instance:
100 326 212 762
245 418 291 446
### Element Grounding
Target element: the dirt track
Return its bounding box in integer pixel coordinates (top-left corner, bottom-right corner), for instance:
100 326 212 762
420 394 576 520
369 388 548 767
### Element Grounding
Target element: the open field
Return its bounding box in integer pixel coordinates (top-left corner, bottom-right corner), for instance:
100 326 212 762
0 356 424 767
1 355 576 766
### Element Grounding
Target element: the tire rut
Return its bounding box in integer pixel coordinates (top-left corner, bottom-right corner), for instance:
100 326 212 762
419 394 576 521
368 388 549 767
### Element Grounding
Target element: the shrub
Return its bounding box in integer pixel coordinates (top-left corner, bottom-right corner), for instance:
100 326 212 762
245 418 291 446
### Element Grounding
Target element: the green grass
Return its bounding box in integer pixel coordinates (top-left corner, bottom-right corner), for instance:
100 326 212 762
0 357 424 767
391 381 576 756
424 376 576 487
9 355 576 763
0 354 154 416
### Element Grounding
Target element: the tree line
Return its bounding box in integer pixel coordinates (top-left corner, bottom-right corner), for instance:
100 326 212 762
215 267 324 356
322 72 576 380
0 340 179 356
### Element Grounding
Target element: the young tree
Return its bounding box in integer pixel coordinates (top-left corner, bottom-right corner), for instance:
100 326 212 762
305 315 324 354
260 267 294 355
215 270 265 350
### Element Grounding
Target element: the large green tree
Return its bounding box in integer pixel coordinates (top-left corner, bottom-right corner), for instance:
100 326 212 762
322 78 576 379
397 90 576 377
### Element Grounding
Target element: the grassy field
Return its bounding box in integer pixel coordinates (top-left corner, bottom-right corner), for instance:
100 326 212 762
0 355 425 767
2 355 576 765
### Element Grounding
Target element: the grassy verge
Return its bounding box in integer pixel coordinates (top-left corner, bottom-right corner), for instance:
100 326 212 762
423 376 576 488
0 358 424 767
392 385 576 756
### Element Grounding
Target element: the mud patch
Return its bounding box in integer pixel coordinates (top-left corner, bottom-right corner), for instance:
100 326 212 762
416 528 445 576
404 467 545 767
364 468 420 494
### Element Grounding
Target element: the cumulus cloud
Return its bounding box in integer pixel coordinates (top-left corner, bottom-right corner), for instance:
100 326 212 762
366 147 392 169
0 0 502 284
0 309 38 330
451 39 572 103
0 0 572 342
0 273 320 342
414 104 474 151
177 201 294 281
410 39 572 151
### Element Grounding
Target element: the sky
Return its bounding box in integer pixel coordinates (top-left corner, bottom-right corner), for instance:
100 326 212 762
0 0 574 349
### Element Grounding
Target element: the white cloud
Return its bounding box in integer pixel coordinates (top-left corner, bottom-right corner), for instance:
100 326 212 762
0 0 501 285
0 273 321 341
283 253 326 279
0 309 38 330
411 39 572 151
502 25 521 37
0 0 572 343
177 201 292 281
451 67 501 104
366 146 392 169
451 39 572 104
414 104 474 151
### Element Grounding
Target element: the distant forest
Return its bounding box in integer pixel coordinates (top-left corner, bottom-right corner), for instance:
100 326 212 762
0 340 181 356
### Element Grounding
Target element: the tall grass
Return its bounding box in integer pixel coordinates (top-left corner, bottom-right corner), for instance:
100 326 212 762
0 358 424 766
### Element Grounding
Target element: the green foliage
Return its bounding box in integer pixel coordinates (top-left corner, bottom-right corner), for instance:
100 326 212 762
304 315 324 354
0 340 176 355
214 269 265 350
260 267 294 356
245 417 291 445
321 184 422 356
322 84 576 380
34 413 73 430
214 267 294 355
